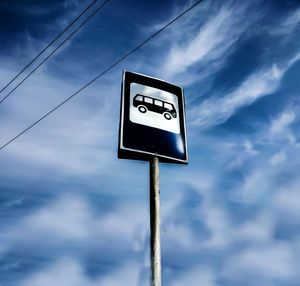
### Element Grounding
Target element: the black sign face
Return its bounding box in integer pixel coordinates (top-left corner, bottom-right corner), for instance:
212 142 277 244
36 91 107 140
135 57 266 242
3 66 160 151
118 70 188 164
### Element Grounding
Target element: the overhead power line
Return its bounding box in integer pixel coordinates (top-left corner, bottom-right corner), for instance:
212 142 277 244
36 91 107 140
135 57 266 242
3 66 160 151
0 0 98 95
0 0 203 151
0 0 111 104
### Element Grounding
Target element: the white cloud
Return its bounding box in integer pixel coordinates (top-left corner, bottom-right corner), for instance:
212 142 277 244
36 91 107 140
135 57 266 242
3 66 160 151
162 185 232 252
222 243 297 281
261 108 298 148
270 151 286 166
273 185 300 218
155 1 300 128
0 195 91 251
98 263 142 286
270 110 296 135
0 194 147 257
164 6 233 75
160 2 300 86
18 195 92 241
191 58 299 128
160 2 259 84
240 171 269 203
162 221 196 249
201 205 231 248
0 63 120 178
171 267 218 286
244 140 258 156
21 258 142 286
271 8 300 35
226 139 259 169
1 110 113 176
233 214 274 243
21 258 90 286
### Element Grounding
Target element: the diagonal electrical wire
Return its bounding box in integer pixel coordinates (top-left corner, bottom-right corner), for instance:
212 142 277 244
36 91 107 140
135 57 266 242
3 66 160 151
0 0 203 151
0 0 98 95
0 0 111 104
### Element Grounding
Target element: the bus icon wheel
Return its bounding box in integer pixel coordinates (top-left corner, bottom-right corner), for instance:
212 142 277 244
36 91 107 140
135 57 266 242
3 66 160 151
163 112 172 120
138 105 147 113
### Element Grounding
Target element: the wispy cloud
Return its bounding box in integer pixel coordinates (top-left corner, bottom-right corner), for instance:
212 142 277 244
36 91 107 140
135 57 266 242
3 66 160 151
0 62 122 179
160 1 261 84
0 193 148 285
0 194 147 254
222 243 297 282
273 182 300 218
270 7 300 36
21 258 142 286
171 267 217 286
270 151 286 166
270 110 296 135
191 55 300 128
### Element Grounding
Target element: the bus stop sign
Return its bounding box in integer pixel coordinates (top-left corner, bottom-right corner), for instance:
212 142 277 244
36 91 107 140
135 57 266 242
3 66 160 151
118 70 188 164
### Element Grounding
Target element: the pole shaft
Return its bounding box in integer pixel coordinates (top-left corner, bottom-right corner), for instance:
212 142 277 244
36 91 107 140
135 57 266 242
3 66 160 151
150 156 162 286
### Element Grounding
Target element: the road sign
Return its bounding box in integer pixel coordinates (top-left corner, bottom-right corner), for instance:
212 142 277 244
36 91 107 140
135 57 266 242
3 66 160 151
118 70 188 164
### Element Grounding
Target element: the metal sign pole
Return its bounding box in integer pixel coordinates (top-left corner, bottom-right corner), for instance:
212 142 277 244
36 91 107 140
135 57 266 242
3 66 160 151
150 156 162 286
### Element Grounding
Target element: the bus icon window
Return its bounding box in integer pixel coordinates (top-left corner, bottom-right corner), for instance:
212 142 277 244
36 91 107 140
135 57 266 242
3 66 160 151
133 94 177 120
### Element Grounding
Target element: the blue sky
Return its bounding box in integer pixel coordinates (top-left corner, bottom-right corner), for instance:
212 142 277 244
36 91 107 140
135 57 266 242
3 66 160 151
0 0 300 285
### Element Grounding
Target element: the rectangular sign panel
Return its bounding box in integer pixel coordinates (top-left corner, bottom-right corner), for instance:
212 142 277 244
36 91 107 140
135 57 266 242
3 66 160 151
118 70 188 164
